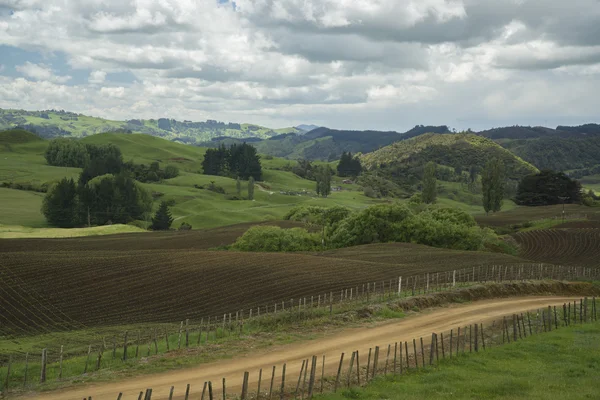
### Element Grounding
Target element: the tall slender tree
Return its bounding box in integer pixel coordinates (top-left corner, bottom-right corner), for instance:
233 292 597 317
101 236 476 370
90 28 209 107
421 161 437 204
248 176 255 200
481 158 506 214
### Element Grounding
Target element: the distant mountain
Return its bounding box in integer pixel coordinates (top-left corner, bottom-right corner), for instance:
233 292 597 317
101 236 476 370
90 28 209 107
0 108 301 142
296 124 321 133
476 124 600 171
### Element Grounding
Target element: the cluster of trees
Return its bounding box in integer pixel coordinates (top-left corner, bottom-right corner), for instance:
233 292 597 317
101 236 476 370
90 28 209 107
236 204 502 252
42 141 174 229
202 143 262 181
515 170 582 206
43 174 152 228
124 161 179 183
336 152 362 177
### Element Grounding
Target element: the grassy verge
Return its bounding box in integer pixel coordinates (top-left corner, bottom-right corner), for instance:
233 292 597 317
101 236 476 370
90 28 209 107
317 321 600 400
0 224 147 239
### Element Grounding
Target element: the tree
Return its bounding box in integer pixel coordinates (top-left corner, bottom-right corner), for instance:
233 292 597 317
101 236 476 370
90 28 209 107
41 178 79 228
337 152 362 177
481 158 506 214
151 201 173 230
421 161 437 204
315 166 332 198
236 177 242 196
248 176 255 200
515 170 582 206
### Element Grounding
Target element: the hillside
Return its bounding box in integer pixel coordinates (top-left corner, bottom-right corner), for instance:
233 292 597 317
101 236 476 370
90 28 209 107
361 133 539 180
0 108 300 142
0 130 380 231
204 125 451 161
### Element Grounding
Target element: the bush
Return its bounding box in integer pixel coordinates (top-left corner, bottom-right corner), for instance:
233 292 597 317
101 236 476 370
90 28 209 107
164 165 180 179
179 222 192 231
284 205 350 226
232 226 321 252
207 181 226 194
328 204 413 248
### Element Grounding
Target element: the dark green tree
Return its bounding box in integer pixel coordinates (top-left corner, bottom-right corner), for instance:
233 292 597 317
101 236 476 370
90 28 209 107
422 161 437 204
236 177 242 196
248 176 255 200
150 201 174 230
337 152 363 177
315 166 332 198
481 158 506 214
515 170 582 206
41 178 79 228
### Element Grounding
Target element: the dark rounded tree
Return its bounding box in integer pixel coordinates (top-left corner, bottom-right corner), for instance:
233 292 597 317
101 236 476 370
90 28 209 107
150 201 174 230
42 178 79 228
515 170 582 206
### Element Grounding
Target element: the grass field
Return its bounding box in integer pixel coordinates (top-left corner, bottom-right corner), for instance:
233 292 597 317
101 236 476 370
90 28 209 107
0 224 146 238
475 204 600 227
316 321 600 400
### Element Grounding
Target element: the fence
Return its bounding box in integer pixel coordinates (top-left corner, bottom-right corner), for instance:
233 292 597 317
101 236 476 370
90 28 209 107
34 297 598 399
0 264 599 395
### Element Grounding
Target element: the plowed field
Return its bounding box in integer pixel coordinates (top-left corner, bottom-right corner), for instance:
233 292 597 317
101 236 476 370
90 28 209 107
0 240 527 337
475 204 600 227
515 228 600 267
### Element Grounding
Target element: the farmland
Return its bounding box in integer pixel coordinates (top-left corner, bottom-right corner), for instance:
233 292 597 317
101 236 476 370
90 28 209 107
0 241 530 337
515 229 600 267
475 204 600 227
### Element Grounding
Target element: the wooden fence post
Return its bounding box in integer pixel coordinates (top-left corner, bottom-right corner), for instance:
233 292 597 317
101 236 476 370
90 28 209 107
440 333 445 358
23 352 29 388
384 345 391 375
372 346 380 379
123 331 129 361
480 324 486 350
280 363 286 400
419 338 425 366
393 342 398 374
405 341 409 371
223 378 227 400
429 334 435 365
257 368 263 400
84 344 92 374
241 371 250 399
449 329 453 358
308 356 317 399
321 356 326 393
208 380 213 400
269 367 276 399
366 348 372 379
184 383 190 400
527 312 532 336
185 319 190 348
40 348 47 384
346 352 355 387
474 324 479 352
295 360 306 398
334 354 344 392
169 386 174 400
178 321 183 349
58 345 63 379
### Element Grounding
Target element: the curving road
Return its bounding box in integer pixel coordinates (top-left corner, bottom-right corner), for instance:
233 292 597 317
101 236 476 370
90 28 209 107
27 296 577 400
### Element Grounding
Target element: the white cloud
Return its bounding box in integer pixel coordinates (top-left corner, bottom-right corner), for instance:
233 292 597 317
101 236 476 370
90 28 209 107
88 70 106 84
15 62 71 83
0 0 598 131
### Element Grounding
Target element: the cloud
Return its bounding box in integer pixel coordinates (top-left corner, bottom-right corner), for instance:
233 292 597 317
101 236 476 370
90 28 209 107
88 70 106 84
15 61 71 83
0 0 598 131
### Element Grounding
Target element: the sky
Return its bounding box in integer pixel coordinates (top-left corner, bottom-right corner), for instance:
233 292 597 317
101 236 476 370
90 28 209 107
0 0 599 132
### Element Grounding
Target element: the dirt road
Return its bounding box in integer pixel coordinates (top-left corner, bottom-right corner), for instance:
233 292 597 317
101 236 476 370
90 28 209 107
28 296 577 400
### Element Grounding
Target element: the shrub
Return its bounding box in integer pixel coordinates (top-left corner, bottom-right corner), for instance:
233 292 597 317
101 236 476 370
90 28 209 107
164 165 180 179
232 226 321 252
179 222 192 231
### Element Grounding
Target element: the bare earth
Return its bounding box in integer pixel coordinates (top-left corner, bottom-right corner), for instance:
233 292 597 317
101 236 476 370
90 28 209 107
27 296 577 400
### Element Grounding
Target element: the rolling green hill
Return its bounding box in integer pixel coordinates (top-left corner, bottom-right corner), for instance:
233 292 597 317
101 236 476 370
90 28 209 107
0 108 300 142
362 133 539 180
0 130 382 232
